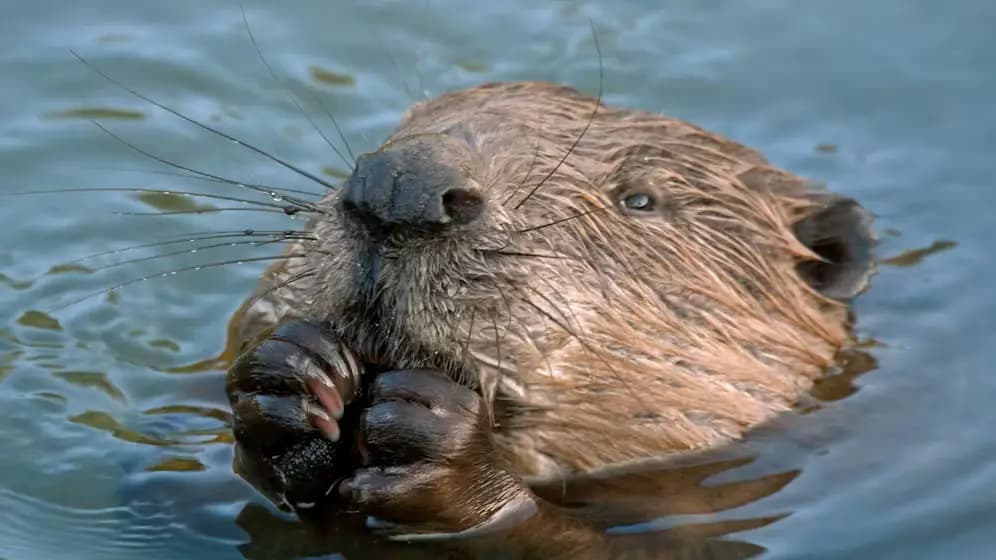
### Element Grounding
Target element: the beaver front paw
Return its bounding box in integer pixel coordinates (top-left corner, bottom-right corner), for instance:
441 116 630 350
339 369 534 537
225 320 363 513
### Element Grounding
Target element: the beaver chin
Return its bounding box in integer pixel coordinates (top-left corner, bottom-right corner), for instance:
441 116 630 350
329 236 485 376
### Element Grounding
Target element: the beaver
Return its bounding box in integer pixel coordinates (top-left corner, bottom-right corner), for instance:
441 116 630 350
223 81 875 556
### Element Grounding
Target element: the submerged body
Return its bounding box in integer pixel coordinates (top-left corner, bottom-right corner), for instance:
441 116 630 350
224 81 875 554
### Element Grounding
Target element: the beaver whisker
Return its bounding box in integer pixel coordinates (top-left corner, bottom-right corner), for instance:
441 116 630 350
480 250 571 260
113 207 302 217
75 166 323 198
3 187 302 212
444 308 467 362
91 121 325 214
240 8 355 169
241 269 317 312
82 237 314 275
49 253 307 312
71 50 340 192
519 283 650 411
528 275 584 337
52 229 309 271
501 109 544 207
512 21 603 211
515 206 610 234
459 309 477 384
512 289 587 375
318 102 356 163
494 281 516 337
476 310 509 426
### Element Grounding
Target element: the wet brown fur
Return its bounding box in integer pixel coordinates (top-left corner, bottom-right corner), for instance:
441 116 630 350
228 81 862 479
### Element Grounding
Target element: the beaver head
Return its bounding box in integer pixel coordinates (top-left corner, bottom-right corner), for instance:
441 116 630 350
238 81 875 477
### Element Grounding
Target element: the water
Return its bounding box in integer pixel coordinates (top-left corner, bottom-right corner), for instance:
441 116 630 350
0 1 992 558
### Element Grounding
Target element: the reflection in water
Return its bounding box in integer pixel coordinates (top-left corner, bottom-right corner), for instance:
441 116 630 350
16 309 62 331
231 450 794 559
69 410 182 446
321 165 352 179
148 338 181 352
308 65 356 87
44 107 146 120
54 370 127 402
142 404 234 444
235 502 772 559
143 404 233 424
807 345 881 404
0 360 17 382
45 263 94 275
881 239 958 268
529 456 796 528
133 191 218 213
0 273 34 289
146 456 207 472
165 356 232 374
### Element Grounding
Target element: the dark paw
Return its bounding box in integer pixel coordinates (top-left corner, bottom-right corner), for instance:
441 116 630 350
339 369 528 533
226 320 363 512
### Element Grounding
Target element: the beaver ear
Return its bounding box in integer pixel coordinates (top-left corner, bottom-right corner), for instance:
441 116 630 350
793 196 877 301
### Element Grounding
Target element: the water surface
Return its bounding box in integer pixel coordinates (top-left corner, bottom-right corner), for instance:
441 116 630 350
1 1 993 558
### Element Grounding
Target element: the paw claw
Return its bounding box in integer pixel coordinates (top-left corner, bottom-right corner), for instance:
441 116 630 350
305 375 345 420
302 400 340 442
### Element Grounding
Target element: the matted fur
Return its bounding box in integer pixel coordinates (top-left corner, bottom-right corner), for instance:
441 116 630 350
229 82 859 478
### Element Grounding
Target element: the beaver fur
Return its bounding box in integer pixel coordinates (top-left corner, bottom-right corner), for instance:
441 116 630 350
224 81 875 550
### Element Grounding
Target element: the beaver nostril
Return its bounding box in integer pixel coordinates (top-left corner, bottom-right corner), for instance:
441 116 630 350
441 187 484 226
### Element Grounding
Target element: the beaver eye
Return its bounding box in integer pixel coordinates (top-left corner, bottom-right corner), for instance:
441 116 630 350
621 192 655 212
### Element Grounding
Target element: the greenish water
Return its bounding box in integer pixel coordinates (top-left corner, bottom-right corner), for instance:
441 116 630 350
0 1 992 558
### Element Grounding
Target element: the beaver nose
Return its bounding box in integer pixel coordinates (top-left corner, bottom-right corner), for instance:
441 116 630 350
341 140 484 234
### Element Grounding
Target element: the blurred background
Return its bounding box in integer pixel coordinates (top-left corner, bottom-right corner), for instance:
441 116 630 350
0 1 991 558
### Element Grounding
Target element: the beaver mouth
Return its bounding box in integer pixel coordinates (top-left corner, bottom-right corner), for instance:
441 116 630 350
353 242 384 302
346 232 468 304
